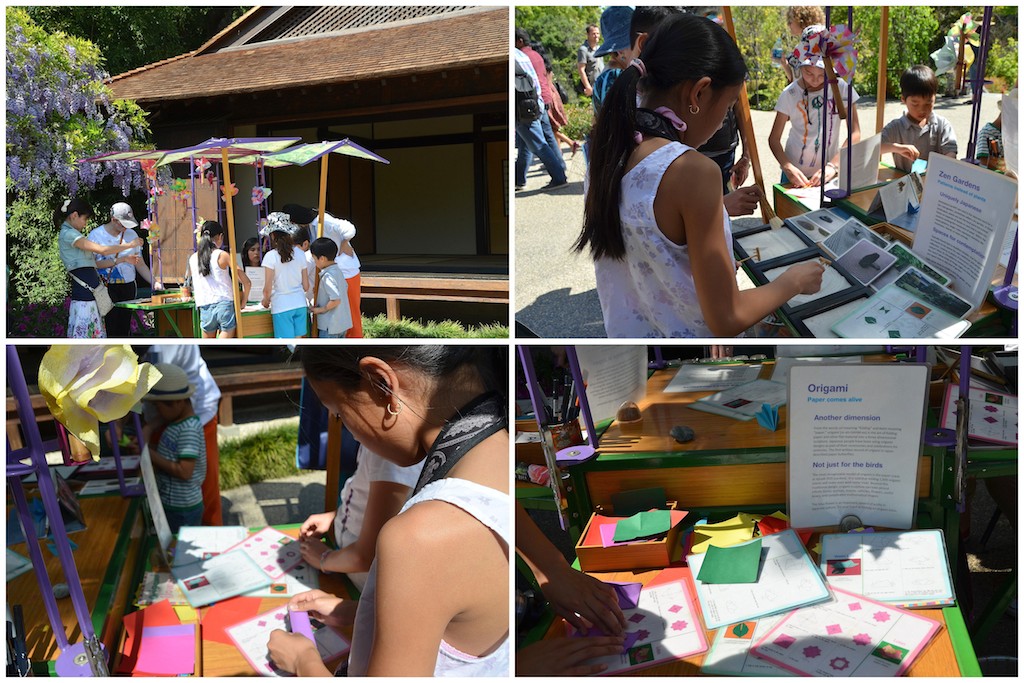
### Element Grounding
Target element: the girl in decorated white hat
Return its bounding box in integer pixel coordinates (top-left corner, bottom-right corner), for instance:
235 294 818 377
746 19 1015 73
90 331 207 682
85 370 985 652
259 212 310 338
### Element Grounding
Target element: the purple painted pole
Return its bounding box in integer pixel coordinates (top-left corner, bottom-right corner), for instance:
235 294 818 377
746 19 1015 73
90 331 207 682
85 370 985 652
819 7 832 209
517 346 569 530
964 8 994 162
565 347 598 448
650 346 666 370
189 155 199 252
955 345 973 512
6 347 100 655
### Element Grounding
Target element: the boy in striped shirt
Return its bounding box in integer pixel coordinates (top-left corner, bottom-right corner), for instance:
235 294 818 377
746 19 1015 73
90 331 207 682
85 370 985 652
144 364 207 532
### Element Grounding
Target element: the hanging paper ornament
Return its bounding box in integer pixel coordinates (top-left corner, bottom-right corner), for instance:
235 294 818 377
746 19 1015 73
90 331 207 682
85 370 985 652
195 157 212 183
206 170 216 185
139 159 158 181
170 178 188 193
221 183 239 203
251 186 273 205
947 13 981 48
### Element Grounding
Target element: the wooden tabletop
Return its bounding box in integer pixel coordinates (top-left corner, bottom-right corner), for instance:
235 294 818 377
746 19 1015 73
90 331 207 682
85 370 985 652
8 494 144 668
539 561 964 677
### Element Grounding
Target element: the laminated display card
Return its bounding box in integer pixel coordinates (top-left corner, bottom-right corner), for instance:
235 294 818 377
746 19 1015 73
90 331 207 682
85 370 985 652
701 614 794 676
835 240 898 286
664 363 763 393
78 477 141 497
820 530 954 608
940 384 1017 446
223 526 305 580
911 154 1018 309
688 379 787 422
821 219 889 259
750 586 942 676
226 605 350 676
174 525 250 566
687 529 829 630
801 297 871 338
172 549 272 607
872 242 952 289
787 363 928 529
244 267 266 302
831 267 973 339
569 578 707 675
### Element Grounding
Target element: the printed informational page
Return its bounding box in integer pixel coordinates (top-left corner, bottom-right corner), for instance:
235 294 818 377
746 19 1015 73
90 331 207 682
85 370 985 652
244 267 266 302
223 527 305 580
172 549 272 607
839 134 881 192
140 447 174 558
173 526 250 566
911 154 1018 308
572 578 707 674
751 587 942 677
74 454 141 475
788 364 928 529
574 346 648 423
940 384 1018 446
702 614 794 676
688 530 829 630
820 530 954 608
688 379 787 421
226 605 350 676
787 181 840 212
664 363 763 393
770 356 864 385
872 242 952 290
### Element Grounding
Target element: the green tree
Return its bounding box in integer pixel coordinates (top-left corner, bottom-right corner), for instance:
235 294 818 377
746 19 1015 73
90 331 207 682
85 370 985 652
515 6 601 103
23 6 249 76
6 8 151 334
732 7 789 110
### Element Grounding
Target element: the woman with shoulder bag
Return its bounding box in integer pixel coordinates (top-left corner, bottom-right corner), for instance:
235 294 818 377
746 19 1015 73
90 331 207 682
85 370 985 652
55 198 143 338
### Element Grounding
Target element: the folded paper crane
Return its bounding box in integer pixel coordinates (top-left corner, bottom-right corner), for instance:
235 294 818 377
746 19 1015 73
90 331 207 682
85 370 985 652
755 403 780 431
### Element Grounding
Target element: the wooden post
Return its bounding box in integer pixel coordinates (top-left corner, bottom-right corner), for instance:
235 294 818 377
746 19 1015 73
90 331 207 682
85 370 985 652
955 21 968 93
310 154 330 338
876 7 889 134
324 413 342 513
721 7 772 222
220 149 244 338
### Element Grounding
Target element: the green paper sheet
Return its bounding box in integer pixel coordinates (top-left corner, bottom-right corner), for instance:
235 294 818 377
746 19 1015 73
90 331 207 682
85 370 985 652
696 538 763 584
612 510 672 543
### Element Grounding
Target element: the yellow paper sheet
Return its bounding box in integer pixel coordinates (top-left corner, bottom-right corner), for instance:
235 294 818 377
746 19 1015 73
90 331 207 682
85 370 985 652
691 513 756 554
173 605 199 623
38 345 162 458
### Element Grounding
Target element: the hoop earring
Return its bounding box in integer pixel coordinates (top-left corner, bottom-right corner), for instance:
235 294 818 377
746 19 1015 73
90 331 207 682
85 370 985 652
689 104 700 115
386 402 402 417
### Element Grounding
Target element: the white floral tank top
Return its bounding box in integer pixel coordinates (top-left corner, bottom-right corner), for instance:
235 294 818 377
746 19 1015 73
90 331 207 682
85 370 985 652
595 141 733 337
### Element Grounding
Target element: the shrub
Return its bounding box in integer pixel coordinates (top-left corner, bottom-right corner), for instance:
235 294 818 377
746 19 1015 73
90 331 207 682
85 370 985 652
562 101 593 141
732 7 790 111
219 423 301 490
362 314 508 339
986 37 1017 93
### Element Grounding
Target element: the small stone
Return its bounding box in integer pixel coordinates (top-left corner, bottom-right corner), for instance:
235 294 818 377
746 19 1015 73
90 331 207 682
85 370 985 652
53 583 70 599
616 400 642 423
669 425 695 443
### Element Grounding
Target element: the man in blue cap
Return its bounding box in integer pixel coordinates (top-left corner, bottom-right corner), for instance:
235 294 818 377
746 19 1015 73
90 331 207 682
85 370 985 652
591 6 634 115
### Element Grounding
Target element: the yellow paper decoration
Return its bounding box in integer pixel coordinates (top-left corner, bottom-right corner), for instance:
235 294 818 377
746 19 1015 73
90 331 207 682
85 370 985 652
38 345 163 459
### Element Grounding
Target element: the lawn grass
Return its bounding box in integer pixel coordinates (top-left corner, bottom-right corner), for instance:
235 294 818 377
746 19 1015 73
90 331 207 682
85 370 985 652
362 314 508 338
219 423 301 490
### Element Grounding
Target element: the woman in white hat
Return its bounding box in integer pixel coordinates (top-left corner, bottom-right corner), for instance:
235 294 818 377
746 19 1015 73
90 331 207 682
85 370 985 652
91 202 154 337
260 212 310 338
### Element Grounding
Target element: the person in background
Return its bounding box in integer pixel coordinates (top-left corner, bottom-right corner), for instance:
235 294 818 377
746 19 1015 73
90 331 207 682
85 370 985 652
769 25 861 187
142 364 206 533
55 197 144 339
92 202 154 337
880 65 958 172
591 6 633 117
577 23 605 98
309 237 352 339
515 47 569 190
283 204 363 337
241 236 262 268
975 100 1004 171
260 212 310 339
779 6 826 84
544 58 581 157
145 345 223 526
183 221 250 338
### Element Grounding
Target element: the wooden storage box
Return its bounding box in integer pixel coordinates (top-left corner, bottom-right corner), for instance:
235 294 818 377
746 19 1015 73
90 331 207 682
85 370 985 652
576 501 681 572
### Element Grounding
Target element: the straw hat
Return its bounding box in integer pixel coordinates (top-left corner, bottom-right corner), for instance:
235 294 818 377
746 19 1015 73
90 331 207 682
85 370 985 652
144 364 195 401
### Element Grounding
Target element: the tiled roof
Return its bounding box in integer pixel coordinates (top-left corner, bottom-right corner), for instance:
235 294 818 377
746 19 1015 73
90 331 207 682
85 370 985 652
108 6 507 104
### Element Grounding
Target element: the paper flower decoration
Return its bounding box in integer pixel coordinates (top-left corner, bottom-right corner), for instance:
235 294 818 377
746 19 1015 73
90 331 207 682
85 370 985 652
195 157 211 173
38 346 162 459
170 178 188 193
221 183 239 202
251 185 273 205
947 13 981 48
139 159 157 181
